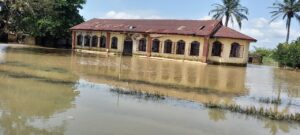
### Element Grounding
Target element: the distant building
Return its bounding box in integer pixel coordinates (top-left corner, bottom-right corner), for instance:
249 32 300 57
248 54 263 64
70 19 256 66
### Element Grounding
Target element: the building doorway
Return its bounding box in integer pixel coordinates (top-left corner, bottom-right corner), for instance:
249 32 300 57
123 38 133 55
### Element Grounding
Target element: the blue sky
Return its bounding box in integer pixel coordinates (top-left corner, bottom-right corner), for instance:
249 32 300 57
80 0 300 49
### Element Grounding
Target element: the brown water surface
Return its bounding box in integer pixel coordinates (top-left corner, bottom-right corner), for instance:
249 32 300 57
0 44 299 135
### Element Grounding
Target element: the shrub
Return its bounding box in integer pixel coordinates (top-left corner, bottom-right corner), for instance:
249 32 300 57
252 47 274 58
273 39 300 68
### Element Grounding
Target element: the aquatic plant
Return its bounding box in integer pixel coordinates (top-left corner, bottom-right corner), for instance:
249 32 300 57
110 87 300 122
204 103 300 122
258 97 282 105
1 61 68 73
110 87 165 101
0 69 75 85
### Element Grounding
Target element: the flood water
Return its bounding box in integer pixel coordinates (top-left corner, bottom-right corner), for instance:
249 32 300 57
0 44 300 135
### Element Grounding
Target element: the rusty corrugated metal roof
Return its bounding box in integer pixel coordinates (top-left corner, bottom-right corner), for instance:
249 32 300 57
213 26 257 42
70 18 256 42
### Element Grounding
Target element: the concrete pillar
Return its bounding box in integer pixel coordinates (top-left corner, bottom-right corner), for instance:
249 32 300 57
201 37 210 62
72 31 76 49
82 34 85 47
132 39 137 54
120 36 125 52
97 37 100 48
184 42 189 58
147 36 152 57
161 41 164 54
173 42 176 54
89 35 92 48
106 32 111 49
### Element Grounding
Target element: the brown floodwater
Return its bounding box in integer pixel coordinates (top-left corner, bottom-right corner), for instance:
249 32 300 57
0 44 299 135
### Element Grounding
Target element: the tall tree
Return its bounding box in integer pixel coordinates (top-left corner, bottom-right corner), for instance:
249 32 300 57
26 0 85 37
209 0 249 29
0 0 86 47
0 0 32 34
270 0 300 43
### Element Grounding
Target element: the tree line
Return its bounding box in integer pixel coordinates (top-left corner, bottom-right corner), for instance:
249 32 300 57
0 0 86 48
252 38 300 68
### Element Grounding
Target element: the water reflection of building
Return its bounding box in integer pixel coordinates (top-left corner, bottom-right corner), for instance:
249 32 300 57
0 46 79 135
274 69 300 98
72 54 249 104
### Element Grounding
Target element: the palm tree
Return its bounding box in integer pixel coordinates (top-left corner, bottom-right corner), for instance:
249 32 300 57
209 0 249 29
270 0 300 43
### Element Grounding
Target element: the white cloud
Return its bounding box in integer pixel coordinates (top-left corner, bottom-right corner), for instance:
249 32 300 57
201 16 212 20
219 17 300 49
104 10 162 19
241 28 265 38
251 18 269 28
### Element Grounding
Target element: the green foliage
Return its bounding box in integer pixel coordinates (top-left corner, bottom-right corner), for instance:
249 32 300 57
209 0 249 28
0 0 86 46
252 47 274 57
0 0 33 33
22 0 86 38
250 47 276 65
273 38 300 68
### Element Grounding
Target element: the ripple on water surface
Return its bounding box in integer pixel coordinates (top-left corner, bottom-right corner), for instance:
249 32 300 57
0 44 299 135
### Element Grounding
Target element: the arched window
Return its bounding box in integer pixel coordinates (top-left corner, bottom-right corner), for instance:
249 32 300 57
164 40 173 54
230 42 243 57
77 35 83 45
84 35 91 47
111 37 118 49
152 39 160 53
190 41 200 56
176 40 185 55
138 38 147 52
212 41 222 56
100 36 106 48
92 36 98 47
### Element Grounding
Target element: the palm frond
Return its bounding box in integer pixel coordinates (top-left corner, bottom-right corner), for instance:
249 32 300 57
295 13 300 23
270 14 282 23
209 0 248 28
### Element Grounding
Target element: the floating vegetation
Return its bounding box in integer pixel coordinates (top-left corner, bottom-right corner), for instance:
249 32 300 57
258 97 282 105
5 47 71 56
1 61 68 73
0 69 76 85
90 73 242 97
204 103 300 122
110 87 300 122
110 87 166 101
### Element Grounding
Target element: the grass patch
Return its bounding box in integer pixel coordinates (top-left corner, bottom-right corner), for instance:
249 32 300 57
1 61 68 73
110 88 300 122
0 69 75 85
110 87 166 101
262 56 277 66
204 103 300 122
88 73 242 97
258 97 282 105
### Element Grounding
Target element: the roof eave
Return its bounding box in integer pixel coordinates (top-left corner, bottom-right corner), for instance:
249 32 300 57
69 29 209 37
213 36 257 42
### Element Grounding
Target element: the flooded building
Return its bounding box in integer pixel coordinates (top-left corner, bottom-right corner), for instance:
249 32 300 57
70 19 256 66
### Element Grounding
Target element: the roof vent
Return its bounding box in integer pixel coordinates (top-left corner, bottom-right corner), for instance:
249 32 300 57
177 26 186 30
128 26 136 30
199 26 206 30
